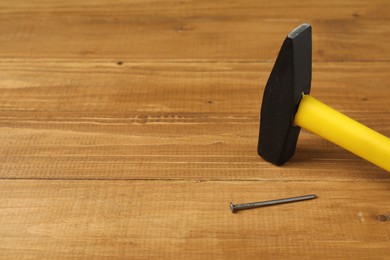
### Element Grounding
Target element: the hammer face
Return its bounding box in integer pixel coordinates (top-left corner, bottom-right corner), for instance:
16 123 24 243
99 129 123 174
258 24 312 165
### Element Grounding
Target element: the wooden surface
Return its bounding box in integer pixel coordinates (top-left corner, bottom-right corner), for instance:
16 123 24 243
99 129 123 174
1 0 389 259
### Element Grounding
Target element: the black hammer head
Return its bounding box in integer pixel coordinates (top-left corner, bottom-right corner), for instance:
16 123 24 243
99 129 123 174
258 23 312 165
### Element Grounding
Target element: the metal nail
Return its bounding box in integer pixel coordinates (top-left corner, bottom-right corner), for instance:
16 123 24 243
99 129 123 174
377 215 390 221
230 194 317 213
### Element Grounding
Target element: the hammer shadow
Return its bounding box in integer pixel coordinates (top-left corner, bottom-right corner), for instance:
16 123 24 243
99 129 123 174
283 140 390 179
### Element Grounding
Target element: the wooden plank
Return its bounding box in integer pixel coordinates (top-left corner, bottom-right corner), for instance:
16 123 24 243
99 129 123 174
0 180 389 259
1 60 389 180
1 1 390 258
2 0 389 18
1 0 390 60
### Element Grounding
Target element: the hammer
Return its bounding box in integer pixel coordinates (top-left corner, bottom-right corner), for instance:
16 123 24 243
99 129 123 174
258 23 390 172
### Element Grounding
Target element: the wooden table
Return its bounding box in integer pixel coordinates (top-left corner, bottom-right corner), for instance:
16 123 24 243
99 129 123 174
1 0 389 258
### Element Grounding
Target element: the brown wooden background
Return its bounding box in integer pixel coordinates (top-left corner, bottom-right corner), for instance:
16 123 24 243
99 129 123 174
1 0 390 259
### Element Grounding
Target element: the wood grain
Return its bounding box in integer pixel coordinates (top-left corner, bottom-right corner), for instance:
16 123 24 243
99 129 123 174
1 0 390 60
0 180 390 259
1 61 389 181
0 0 390 259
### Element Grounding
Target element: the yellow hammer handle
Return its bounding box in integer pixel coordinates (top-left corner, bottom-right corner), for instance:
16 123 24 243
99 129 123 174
294 95 390 172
